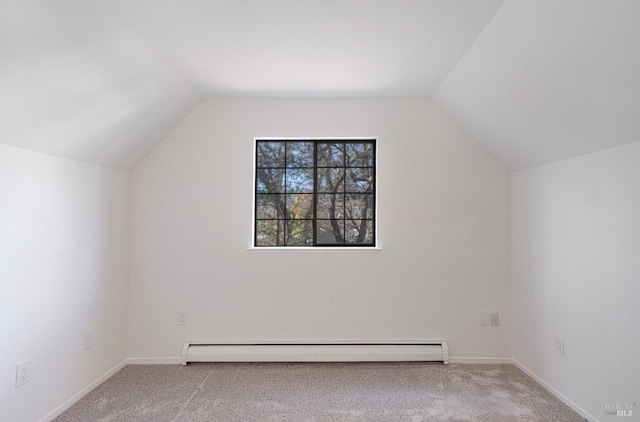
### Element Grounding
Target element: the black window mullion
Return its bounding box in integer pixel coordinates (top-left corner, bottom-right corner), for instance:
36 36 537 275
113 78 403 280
342 162 346 246
283 142 288 245
313 141 318 246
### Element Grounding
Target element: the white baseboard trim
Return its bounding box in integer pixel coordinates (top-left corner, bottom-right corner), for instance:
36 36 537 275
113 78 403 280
127 357 182 364
125 356 512 365
39 359 127 422
512 358 598 422
448 357 513 364
125 356 511 365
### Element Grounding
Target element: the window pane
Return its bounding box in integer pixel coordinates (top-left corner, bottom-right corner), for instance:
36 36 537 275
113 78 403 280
255 139 375 247
317 168 344 193
345 168 374 193
345 194 373 219
345 219 373 244
286 220 313 246
256 194 285 219
286 194 313 219
256 220 285 246
285 169 313 193
317 143 344 167
316 220 344 244
286 142 314 168
257 142 285 168
346 143 374 167
256 168 285 193
316 193 344 219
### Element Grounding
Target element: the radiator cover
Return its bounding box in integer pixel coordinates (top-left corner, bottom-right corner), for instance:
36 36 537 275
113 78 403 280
181 341 448 365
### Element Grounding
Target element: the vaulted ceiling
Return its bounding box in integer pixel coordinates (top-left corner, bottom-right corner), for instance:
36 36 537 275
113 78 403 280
1 0 639 170
434 0 640 170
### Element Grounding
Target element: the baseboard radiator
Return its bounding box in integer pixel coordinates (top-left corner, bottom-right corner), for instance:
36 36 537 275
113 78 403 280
182 341 448 365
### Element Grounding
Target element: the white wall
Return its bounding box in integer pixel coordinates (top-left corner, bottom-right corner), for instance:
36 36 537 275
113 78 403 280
0 144 130 422
128 98 511 360
511 142 640 420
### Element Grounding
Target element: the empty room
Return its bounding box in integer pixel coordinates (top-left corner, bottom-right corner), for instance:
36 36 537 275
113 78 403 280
1 0 638 421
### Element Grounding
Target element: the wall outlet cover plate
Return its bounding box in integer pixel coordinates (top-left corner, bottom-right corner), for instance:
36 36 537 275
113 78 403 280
16 360 31 387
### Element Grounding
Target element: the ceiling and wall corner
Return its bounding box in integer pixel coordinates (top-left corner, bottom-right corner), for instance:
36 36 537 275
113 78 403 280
434 0 640 170
3 0 638 171
0 0 201 170
1 0 508 170
106 0 506 98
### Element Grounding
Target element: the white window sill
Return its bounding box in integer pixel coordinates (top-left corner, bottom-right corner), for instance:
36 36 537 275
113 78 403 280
246 247 383 254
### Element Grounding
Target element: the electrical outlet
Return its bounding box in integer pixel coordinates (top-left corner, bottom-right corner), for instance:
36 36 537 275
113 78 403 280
83 331 93 351
480 312 491 326
178 310 188 326
490 313 500 327
15 360 31 387
554 335 565 356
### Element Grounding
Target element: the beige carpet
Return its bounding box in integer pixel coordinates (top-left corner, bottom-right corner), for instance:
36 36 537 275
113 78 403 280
55 363 586 421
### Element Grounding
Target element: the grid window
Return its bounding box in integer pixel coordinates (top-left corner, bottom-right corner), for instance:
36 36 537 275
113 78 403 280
255 139 376 247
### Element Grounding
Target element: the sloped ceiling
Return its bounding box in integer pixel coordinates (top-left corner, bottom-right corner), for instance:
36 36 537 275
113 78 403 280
0 0 504 169
0 0 200 170
434 0 640 170
106 0 505 97
2 0 639 171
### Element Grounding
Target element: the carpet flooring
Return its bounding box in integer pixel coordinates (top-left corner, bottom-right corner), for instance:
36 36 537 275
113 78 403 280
55 363 586 422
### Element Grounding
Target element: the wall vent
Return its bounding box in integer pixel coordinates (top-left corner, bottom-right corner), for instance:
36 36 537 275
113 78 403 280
182 340 448 365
